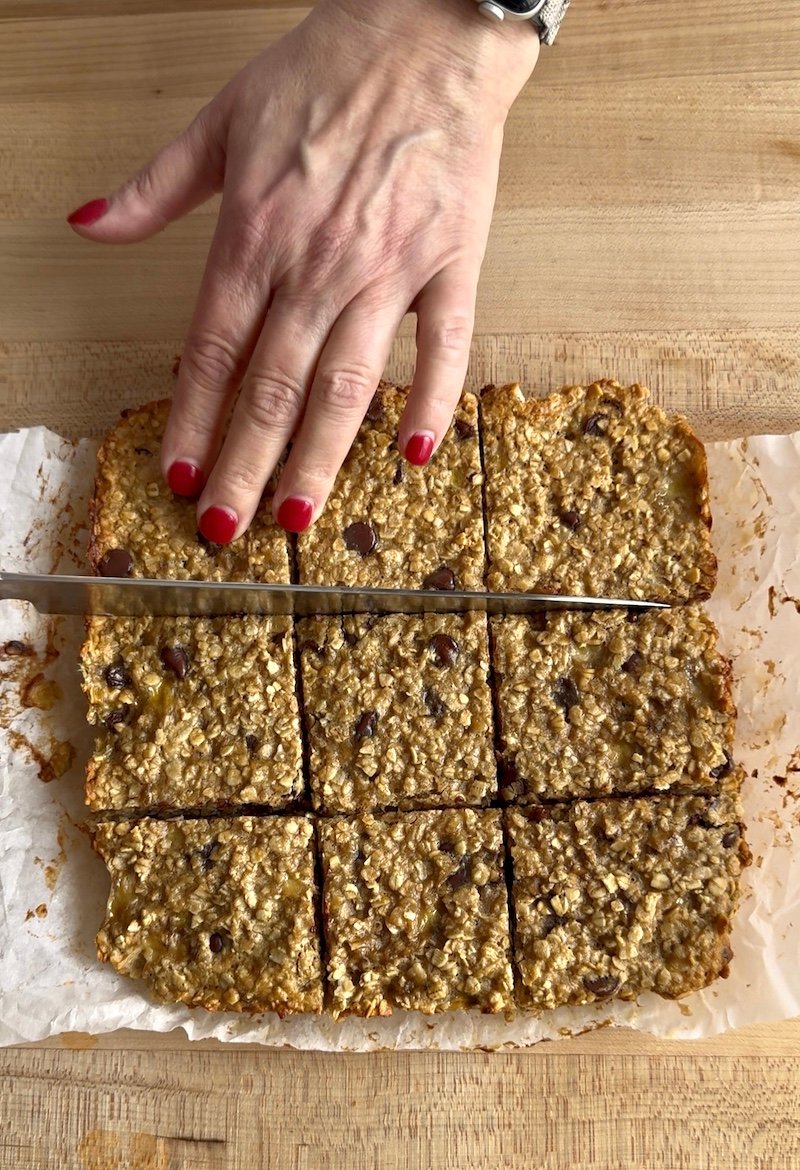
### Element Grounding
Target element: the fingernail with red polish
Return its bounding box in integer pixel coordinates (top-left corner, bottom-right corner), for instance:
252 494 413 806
277 497 314 533
167 460 204 499
67 198 109 227
405 431 435 466
198 505 238 545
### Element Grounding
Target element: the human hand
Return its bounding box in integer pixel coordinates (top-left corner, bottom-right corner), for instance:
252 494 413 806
68 0 538 541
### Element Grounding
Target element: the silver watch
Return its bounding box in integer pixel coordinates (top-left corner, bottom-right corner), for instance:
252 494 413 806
474 0 570 44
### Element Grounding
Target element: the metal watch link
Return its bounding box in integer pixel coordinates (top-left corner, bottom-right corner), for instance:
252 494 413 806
473 0 570 45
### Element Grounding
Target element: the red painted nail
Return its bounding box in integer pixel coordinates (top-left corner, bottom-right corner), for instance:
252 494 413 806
277 497 314 533
167 460 204 499
198 505 238 545
405 432 435 466
67 197 109 227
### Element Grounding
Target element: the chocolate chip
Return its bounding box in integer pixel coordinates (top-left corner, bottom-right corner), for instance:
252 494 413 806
197 841 219 872
626 609 644 624
599 395 624 415
722 826 740 849
582 973 620 998
582 414 608 437
343 522 377 557
454 418 475 441
552 676 579 717
103 704 131 730
3 640 32 656
621 650 644 675
245 734 259 753
104 663 132 689
423 565 456 591
498 757 522 799
423 689 446 718
134 446 152 456
364 394 383 423
446 856 471 891
98 548 133 578
559 509 581 531
540 913 563 937
354 710 378 740
301 640 323 657
160 646 189 679
196 531 222 556
710 749 733 780
430 633 459 668
342 628 359 648
393 462 404 485
208 932 225 954
720 945 734 965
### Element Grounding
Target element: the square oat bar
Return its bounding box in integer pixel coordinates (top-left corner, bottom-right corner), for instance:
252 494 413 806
492 605 735 802
481 381 717 601
90 400 291 581
296 385 486 590
94 815 323 1014
319 809 513 1017
81 615 303 811
506 791 749 1011
298 613 496 814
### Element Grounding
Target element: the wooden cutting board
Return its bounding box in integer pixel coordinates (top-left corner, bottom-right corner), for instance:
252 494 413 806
1 2 798 1167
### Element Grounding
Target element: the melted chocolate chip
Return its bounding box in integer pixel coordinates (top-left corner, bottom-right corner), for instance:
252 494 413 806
710 749 733 780
103 704 131 730
245 734 259 753
722 826 740 849
552 676 580 717
446 856 471 891
343 522 377 557
454 418 476 441
430 633 459 668
582 414 609 437
364 394 383 423
104 663 132 689
301 640 323 657
422 565 456 591
626 609 644 623
540 912 563 937
160 646 189 679
354 710 378 741
393 462 404 485
423 689 446 718
134 446 153 456
208 932 225 954
196 531 222 556
582 973 620 998
599 395 624 415
197 841 219 872
270 631 286 647
98 548 133 578
342 628 359 648
621 650 644 675
498 757 522 799
559 509 581 532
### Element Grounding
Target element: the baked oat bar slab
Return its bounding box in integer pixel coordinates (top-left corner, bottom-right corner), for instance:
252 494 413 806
506 789 749 1011
296 385 486 590
94 815 323 1015
492 605 735 802
90 400 290 582
319 809 513 1018
481 381 717 601
82 615 303 811
298 613 496 814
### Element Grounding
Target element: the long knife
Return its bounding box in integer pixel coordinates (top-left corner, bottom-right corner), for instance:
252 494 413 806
0 571 668 618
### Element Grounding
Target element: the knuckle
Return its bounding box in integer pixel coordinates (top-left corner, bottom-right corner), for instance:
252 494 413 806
421 314 474 358
313 364 376 416
182 332 240 392
216 458 267 497
244 369 306 431
130 164 158 206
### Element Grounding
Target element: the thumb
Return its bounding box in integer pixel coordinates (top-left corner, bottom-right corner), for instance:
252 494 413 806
67 105 226 243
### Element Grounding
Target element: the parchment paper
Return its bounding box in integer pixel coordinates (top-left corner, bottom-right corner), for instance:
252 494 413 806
0 426 798 1050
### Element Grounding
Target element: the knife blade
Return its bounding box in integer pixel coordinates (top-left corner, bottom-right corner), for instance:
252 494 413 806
0 571 668 618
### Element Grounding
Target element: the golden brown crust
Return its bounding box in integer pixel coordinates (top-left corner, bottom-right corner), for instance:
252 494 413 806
480 380 717 601
94 815 323 1015
506 785 749 1011
296 385 486 590
89 400 291 582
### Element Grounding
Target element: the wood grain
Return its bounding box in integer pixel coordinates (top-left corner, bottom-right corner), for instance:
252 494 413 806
1 0 799 1166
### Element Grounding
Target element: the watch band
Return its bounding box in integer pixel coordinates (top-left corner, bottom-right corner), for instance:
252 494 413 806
536 0 570 45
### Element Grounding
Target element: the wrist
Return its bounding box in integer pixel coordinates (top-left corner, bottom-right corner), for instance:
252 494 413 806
323 0 539 110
